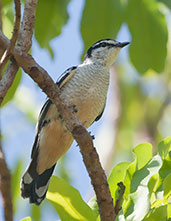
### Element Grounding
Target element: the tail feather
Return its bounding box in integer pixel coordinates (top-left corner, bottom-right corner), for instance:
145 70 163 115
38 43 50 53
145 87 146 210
21 162 56 205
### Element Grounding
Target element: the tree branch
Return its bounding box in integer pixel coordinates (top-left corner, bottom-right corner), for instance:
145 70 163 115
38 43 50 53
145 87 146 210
0 31 116 220
17 0 37 51
114 182 125 217
0 0 37 105
0 0 21 75
0 132 13 221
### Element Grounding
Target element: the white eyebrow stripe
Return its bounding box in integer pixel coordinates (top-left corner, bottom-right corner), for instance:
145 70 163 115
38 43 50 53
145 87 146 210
93 40 117 47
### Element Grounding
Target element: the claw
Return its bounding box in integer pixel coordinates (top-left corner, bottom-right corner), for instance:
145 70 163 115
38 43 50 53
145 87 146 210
72 104 78 113
89 132 95 140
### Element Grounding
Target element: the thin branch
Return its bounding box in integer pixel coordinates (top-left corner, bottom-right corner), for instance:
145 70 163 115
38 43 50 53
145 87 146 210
0 0 21 75
114 182 125 217
0 31 116 220
0 0 37 105
0 132 13 221
18 0 37 51
9 0 21 51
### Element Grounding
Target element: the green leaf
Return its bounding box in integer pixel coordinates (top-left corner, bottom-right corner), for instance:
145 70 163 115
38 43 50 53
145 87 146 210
123 143 153 206
125 155 162 220
31 204 41 221
143 205 167 220
158 153 171 186
81 0 125 58
1 68 22 107
131 155 162 192
123 160 136 200
11 160 22 213
122 160 137 216
2 2 14 38
47 176 97 221
108 161 131 204
148 173 160 203
158 137 171 159
35 0 70 56
133 143 153 170
88 196 99 217
2 0 13 6
21 217 32 221
158 0 171 9
126 0 168 73
58 156 71 183
168 203 171 219
163 173 171 203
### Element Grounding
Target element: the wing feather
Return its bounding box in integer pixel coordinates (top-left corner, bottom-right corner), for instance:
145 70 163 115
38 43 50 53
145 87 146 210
94 99 106 123
31 66 77 158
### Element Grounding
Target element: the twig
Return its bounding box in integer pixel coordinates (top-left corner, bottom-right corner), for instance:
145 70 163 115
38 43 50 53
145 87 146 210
9 0 21 51
0 132 13 221
0 31 116 220
18 0 37 51
0 0 37 105
0 0 21 75
114 182 125 217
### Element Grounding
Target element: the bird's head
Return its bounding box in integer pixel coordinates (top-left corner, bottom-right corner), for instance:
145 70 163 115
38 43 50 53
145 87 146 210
84 39 129 67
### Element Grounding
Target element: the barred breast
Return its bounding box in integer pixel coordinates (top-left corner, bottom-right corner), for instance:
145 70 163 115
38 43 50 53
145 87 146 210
62 64 110 128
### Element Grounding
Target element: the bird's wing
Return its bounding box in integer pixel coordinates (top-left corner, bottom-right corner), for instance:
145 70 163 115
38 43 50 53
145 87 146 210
31 99 52 158
56 66 77 88
31 66 77 159
94 99 106 122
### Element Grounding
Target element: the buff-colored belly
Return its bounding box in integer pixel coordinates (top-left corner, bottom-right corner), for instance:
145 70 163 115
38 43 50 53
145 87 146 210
37 119 73 174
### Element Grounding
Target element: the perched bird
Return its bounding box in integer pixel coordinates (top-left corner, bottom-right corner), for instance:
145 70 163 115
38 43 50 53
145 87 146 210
21 39 129 205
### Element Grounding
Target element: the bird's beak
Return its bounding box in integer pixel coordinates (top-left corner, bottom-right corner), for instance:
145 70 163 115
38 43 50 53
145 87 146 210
117 42 130 48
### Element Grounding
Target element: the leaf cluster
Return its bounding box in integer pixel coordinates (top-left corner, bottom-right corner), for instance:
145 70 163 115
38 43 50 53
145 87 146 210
20 137 171 220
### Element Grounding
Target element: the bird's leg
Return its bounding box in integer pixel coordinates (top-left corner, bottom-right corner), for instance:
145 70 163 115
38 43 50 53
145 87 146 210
72 104 78 113
89 131 95 140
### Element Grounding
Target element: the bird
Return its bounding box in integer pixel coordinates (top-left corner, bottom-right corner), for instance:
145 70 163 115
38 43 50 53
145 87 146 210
20 39 129 205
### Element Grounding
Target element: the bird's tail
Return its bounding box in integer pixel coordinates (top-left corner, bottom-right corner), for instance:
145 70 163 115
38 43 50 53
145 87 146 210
21 157 56 205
